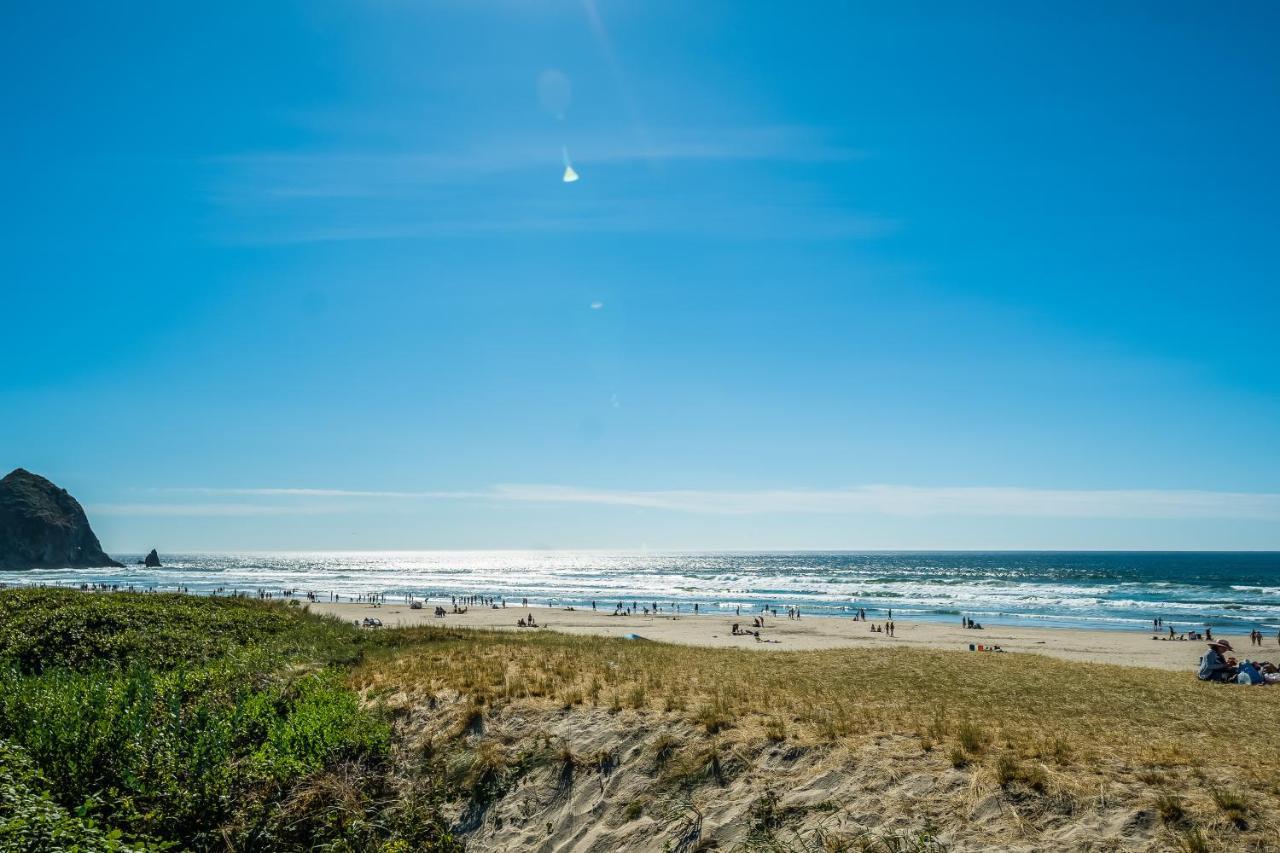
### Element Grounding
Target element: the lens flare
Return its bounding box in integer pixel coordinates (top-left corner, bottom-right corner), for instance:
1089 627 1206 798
561 146 579 183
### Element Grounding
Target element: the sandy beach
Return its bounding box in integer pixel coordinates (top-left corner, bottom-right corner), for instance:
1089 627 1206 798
308 600 1251 672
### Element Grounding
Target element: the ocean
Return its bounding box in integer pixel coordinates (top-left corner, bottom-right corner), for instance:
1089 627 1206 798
6 551 1278 633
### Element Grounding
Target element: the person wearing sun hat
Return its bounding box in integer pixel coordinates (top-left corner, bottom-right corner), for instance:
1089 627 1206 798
1197 639 1238 683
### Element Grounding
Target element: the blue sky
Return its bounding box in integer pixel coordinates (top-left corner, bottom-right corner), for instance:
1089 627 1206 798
3 1 1278 551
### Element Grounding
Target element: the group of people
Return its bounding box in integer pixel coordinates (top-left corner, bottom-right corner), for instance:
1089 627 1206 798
606 599 726 617
1247 628 1276 646
1198 638 1280 685
1159 621 1276 645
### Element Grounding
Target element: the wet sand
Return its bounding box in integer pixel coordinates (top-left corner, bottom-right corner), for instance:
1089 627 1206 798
308 600 1253 672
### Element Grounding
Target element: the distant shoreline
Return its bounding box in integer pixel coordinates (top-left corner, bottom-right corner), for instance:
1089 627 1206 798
308 599 1276 673
6 549 1277 637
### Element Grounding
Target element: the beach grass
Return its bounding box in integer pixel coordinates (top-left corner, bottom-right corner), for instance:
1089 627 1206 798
359 625 1279 782
355 625 1280 847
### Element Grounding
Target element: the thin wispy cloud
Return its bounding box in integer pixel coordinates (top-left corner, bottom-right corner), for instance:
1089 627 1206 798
91 503 343 518
160 487 468 498
483 484 1280 519
226 212 648 246
203 123 881 245
211 125 867 202
150 484 1280 520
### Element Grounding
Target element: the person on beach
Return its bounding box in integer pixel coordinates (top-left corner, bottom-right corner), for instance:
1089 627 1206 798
1198 640 1238 682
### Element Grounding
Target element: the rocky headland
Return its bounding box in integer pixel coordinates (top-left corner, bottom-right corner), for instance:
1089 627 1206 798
0 468 122 570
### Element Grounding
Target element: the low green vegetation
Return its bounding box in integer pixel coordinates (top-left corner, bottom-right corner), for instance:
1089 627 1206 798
0 587 360 673
1 737 144 852
0 589 459 852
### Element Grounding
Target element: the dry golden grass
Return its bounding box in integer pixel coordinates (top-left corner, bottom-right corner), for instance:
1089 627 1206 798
361 627 1275 776
355 626 1280 848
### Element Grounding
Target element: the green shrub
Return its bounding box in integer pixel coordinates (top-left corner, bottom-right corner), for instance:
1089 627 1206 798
0 738 148 852
0 591 419 852
0 588 361 674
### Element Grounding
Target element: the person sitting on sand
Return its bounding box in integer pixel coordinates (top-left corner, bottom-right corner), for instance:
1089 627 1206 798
517 617 526 627
731 623 741 635
1198 639 1238 683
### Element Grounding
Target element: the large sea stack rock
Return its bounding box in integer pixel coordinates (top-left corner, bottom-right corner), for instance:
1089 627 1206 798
144 549 162 568
0 468 123 570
